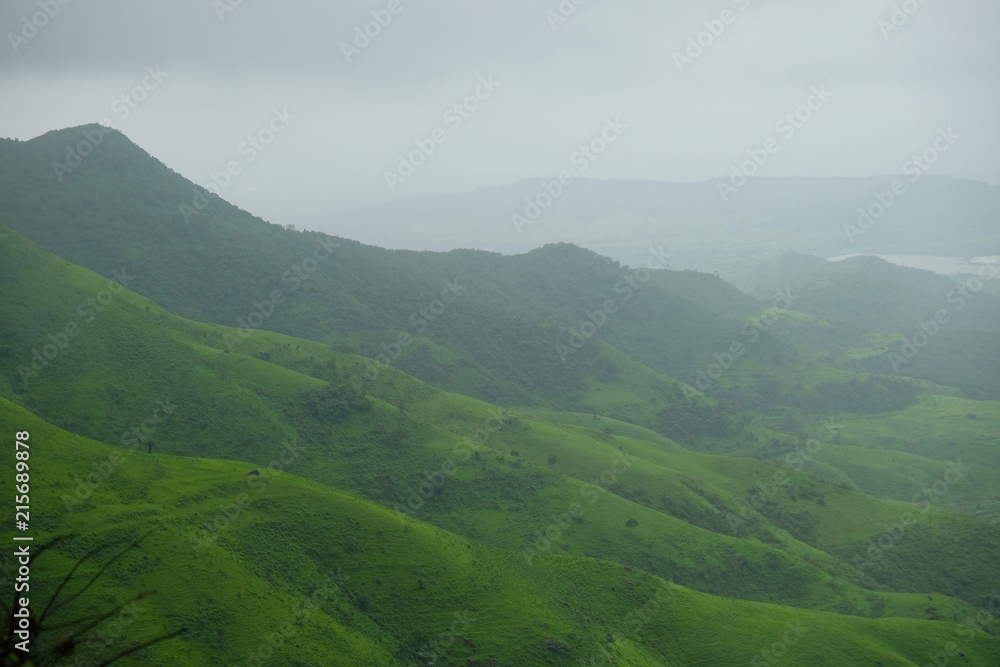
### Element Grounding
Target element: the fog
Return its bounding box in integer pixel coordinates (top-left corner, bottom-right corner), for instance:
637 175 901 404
2 0 999 225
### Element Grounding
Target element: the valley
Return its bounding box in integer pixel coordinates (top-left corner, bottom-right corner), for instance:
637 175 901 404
0 126 998 665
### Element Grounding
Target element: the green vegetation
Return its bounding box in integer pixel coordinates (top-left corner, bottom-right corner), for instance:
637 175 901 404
738 253 1000 398
6 400 1000 667
0 127 998 665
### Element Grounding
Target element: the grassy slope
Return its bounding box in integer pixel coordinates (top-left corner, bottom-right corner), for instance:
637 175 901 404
0 129 873 424
738 253 1000 398
0 128 752 411
0 231 887 617
2 227 998 623
834 395 1000 469
4 398 1000 667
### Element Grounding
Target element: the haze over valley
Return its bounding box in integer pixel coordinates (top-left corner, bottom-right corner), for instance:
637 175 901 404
1 2 999 666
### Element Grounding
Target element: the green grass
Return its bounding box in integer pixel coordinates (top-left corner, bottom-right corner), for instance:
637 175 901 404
1 212 999 666
5 398 1000 667
2 225 999 621
841 331 905 361
835 394 1000 469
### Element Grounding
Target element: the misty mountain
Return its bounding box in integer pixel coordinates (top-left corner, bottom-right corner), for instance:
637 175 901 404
0 125 777 418
5 3 1000 665
302 175 1000 268
733 253 1000 398
3 123 1000 667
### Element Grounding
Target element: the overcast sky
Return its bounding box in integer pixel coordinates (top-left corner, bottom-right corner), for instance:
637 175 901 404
1 0 998 225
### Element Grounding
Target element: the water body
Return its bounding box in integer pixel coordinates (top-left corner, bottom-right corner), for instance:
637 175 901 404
826 254 998 276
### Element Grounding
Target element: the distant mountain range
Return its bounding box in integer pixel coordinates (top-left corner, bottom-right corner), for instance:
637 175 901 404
3 125 1000 665
2 126 998 403
299 175 1000 269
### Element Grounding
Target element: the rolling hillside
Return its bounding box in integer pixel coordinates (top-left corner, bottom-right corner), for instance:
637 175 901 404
6 399 1000 667
0 126 945 425
732 253 1000 398
1 226 998 624
1 126 998 666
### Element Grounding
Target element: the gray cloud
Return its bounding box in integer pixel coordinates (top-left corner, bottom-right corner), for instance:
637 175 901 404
1 0 998 224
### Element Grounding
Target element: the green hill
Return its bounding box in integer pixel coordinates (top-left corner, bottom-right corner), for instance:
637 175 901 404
2 125 999 666
736 253 1000 398
5 399 1000 667
1 225 998 623
0 126 817 424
